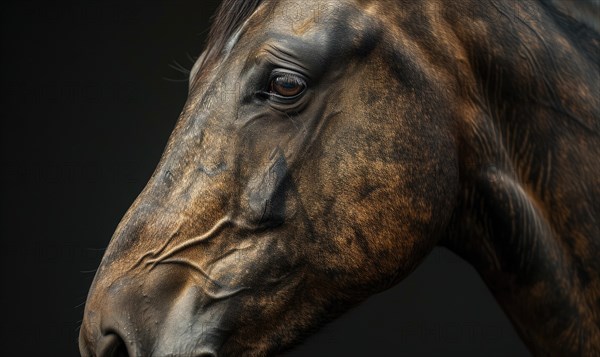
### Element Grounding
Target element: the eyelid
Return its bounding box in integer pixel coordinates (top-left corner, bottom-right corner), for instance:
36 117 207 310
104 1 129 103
268 69 309 84
263 44 311 77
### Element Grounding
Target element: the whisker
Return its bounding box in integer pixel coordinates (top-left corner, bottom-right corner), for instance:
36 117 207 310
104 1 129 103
284 112 300 130
74 300 86 308
163 77 190 83
80 269 97 274
186 52 198 64
86 247 107 251
169 60 191 75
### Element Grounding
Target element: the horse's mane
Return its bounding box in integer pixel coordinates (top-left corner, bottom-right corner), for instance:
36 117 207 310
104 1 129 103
201 0 266 67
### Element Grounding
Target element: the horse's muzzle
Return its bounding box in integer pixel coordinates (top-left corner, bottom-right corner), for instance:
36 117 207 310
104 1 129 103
80 331 218 357
79 265 228 357
80 332 218 357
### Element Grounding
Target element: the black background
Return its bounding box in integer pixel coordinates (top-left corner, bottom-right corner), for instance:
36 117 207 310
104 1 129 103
0 1 530 356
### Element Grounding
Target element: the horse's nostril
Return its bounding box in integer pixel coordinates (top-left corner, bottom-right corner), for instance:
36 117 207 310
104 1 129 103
97 333 129 357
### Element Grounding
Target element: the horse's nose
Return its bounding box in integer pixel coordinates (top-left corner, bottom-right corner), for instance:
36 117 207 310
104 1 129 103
79 273 150 356
80 323 220 357
79 325 131 357
96 333 130 357
79 304 137 357
80 265 227 356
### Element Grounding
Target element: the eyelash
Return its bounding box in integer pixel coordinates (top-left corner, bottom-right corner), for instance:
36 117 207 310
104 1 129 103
259 70 308 102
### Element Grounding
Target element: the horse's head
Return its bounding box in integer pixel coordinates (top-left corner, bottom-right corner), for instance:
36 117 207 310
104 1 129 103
80 0 460 355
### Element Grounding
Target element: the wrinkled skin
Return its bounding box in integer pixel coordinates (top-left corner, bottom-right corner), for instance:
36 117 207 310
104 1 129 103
80 0 600 356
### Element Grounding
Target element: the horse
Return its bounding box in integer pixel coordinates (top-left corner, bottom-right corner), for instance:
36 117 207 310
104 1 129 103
79 0 600 355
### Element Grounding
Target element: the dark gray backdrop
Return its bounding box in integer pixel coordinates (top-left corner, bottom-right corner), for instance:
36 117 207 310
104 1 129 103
0 1 529 356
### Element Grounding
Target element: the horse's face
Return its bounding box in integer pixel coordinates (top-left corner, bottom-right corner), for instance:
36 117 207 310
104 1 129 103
80 1 459 355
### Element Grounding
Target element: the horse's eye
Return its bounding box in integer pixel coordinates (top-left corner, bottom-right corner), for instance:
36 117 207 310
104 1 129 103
269 74 306 98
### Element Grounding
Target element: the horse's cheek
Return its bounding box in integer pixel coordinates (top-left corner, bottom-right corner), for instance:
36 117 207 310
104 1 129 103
294 117 458 292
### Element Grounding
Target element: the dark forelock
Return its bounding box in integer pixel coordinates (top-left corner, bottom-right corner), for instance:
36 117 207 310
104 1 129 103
202 0 267 67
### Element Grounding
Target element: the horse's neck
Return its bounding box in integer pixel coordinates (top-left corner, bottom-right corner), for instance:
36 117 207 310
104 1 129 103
443 160 600 354
548 0 600 33
440 0 600 355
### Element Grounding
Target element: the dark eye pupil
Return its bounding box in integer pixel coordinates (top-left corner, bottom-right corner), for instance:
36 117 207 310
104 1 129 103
270 74 305 97
280 80 295 89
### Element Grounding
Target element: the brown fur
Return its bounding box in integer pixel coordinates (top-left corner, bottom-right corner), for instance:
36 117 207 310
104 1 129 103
80 1 599 355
